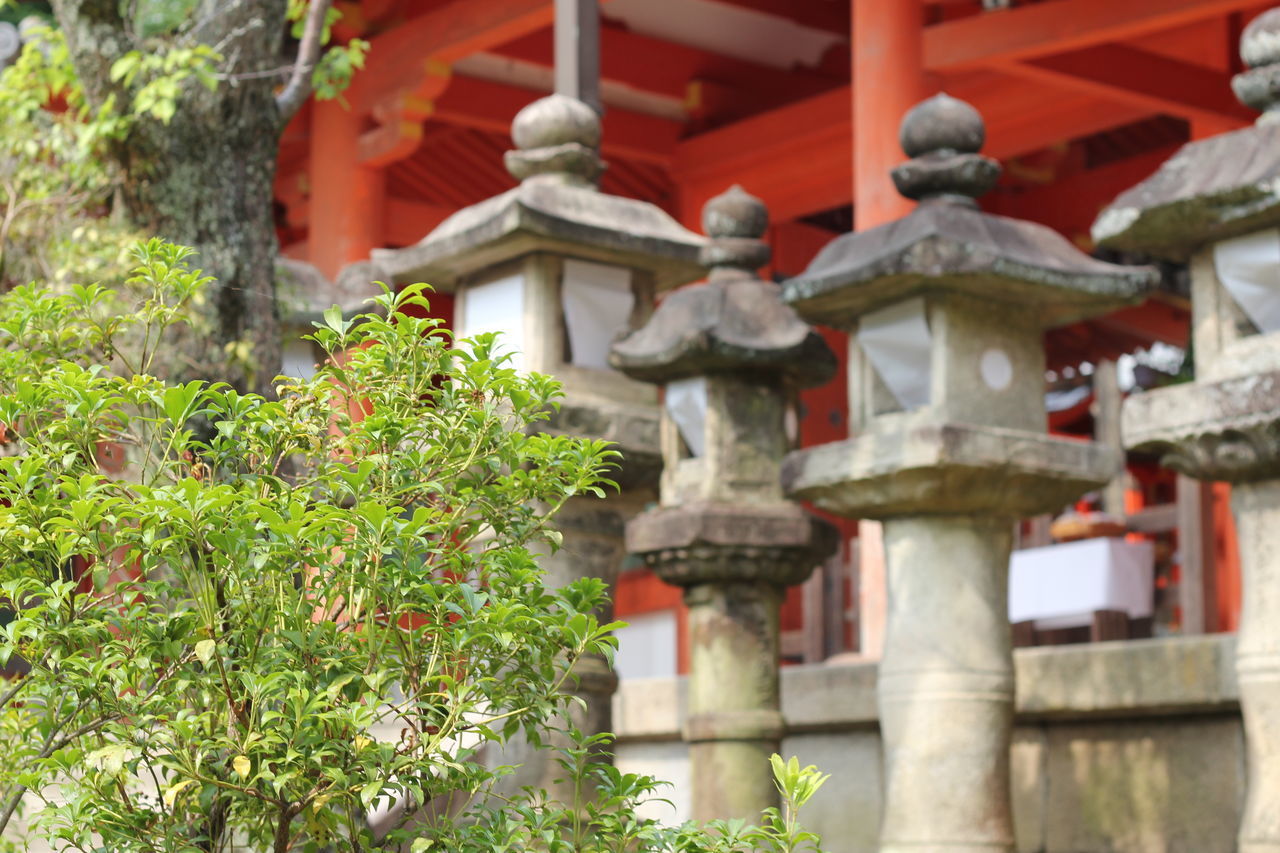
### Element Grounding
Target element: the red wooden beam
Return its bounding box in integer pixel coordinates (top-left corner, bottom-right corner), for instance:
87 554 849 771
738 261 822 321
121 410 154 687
1094 297 1191 349
923 0 1266 72
428 75 682 166
491 21 838 112
690 0 849 33
672 74 1148 223
986 144 1180 243
1005 44 1251 127
347 0 554 112
383 198 454 247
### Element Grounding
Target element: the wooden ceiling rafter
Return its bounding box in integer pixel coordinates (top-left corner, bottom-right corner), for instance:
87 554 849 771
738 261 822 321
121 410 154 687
997 44 1250 128
382 197 454 248
440 130 513 198
689 0 849 34
426 76 682 166
343 0 556 170
922 0 1264 127
922 0 1267 71
489 20 840 116
671 76 1150 225
391 153 477 208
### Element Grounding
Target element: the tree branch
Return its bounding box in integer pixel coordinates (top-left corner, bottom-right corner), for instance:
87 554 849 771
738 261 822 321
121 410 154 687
275 0 333 122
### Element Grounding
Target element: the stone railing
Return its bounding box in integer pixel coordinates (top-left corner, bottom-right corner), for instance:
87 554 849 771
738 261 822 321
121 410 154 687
614 634 1242 853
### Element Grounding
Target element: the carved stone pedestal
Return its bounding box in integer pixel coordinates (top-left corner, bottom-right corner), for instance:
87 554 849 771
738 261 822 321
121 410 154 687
629 504 834 820
1121 371 1280 852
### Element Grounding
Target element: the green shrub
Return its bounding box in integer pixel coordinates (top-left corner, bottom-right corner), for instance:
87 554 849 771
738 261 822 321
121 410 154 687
0 240 826 852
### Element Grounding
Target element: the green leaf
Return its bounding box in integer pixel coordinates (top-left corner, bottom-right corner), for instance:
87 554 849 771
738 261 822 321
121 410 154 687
194 639 215 665
359 779 382 810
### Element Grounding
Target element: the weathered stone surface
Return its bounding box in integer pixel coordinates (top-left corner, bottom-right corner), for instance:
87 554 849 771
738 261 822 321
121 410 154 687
781 732 883 853
371 183 706 291
611 634 1241 737
612 185 835 386
782 203 1153 330
1097 20 1280 850
658 374 796 506
899 92 986 157
609 637 1244 853
879 516 1016 853
1016 635 1239 719
276 257 381 327
609 274 835 386
776 92 1149 853
616 185 834 822
541 394 661 489
1230 479 1280 853
1043 718 1244 853
1011 727 1048 853
1093 10 1280 259
1092 124 1280 259
1122 369 1280 483
627 502 836 588
894 93 999 201
783 94 1151 330
782 419 1121 519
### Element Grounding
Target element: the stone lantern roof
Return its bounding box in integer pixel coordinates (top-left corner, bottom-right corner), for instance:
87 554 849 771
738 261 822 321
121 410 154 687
609 185 836 387
783 93 1155 328
1092 10 1280 260
368 94 706 290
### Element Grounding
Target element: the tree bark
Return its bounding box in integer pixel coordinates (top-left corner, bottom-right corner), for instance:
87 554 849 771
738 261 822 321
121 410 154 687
51 0 290 394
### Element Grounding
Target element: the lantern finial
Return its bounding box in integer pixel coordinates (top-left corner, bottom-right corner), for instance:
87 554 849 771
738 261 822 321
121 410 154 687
1233 8 1280 120
505 93 605 186
701 185 771 274
891 92 1000 204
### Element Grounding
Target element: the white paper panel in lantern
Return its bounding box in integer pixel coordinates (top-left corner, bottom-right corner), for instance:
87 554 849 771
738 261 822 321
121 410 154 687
1008 538 1154 630
1213 228 1280 334
562 258 634 369
665 377 708 457
460 274 526 372
613 609 678 680
281 339 318 380
857 297 932 410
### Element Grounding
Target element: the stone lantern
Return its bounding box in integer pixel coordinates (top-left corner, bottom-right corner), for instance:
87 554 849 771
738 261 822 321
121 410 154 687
781 94 1153 852
612 186 837 821
368 93 707 780
1091 9 1280 851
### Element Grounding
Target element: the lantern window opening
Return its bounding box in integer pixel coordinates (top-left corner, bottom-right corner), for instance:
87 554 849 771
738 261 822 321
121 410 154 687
457 270 528 373
664 376 708 459
856 296 933 416
560 258 636 372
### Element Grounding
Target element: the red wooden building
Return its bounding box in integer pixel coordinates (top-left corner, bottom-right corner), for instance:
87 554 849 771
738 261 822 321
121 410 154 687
276 0 1266 674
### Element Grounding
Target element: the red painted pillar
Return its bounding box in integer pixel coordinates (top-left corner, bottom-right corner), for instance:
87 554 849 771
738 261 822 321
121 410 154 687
850 0 926 656
309 99 387 280
852 0 926 230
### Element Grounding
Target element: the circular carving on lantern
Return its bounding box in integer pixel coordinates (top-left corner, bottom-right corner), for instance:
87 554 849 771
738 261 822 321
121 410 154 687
980 348 1014 391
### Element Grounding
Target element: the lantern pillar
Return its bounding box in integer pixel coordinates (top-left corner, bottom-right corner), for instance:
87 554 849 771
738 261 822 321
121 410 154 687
614 187 837 820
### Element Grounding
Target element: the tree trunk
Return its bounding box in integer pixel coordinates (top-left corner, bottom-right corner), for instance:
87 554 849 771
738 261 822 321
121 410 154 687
52 0 289 394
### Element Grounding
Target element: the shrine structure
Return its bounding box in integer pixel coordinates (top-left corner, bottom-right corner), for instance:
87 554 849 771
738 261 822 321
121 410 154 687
269 1 1280 851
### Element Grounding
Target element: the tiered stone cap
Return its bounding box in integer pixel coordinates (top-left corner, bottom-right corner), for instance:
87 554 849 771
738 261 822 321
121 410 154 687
1093 8 1280 259
783 93 1154 329
610 185 835 388
368 94 706 290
